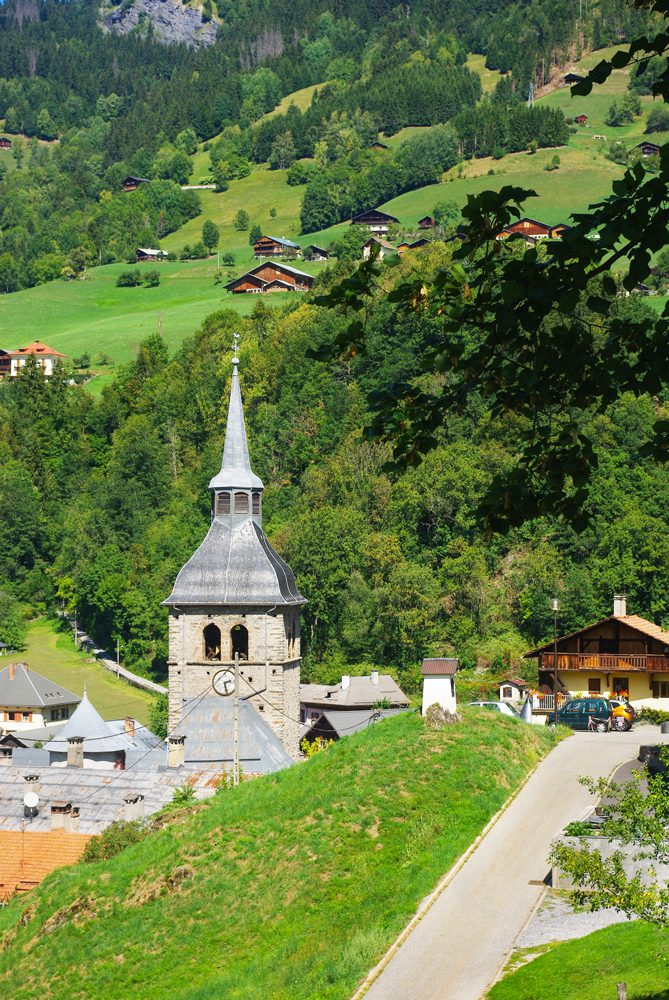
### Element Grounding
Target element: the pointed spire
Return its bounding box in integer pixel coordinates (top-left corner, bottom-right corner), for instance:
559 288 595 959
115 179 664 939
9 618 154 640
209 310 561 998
209 341 263 491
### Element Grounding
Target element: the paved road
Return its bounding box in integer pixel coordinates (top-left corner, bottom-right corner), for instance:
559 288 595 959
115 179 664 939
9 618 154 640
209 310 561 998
63 614 168 695
362 726 667 1000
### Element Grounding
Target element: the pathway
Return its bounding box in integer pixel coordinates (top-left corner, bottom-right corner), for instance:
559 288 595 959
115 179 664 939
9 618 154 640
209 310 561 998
360 725 666 1000
64 615 167 695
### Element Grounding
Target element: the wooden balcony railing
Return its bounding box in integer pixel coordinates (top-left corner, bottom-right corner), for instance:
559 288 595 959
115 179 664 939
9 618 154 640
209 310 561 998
540 652 669 673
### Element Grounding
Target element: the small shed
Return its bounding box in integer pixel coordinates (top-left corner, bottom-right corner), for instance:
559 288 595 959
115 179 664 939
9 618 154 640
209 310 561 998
369 141 389 151
564 73 584 84
305 245 329 260
421 658 459 716
418 216 436 228
122 175 150 192
499 678 528 703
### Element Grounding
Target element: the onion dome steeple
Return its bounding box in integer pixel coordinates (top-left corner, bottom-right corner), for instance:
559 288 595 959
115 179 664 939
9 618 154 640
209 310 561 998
162 340 306 608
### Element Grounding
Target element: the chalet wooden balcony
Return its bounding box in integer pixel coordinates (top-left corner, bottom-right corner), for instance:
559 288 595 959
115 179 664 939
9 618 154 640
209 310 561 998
540 652 669 673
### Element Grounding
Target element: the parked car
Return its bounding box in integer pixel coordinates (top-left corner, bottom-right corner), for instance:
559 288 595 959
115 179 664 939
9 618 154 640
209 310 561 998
609 699 635 731
467 701 520 718
551 698 613 732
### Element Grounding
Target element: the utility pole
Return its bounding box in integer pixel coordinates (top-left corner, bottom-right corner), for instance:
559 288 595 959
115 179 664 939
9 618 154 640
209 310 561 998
551 598 560 724
74 609 77 647
233 651 240 786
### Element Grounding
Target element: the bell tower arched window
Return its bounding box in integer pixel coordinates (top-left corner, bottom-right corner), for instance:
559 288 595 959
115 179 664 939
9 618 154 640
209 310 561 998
231 624 248 660
204 623 221 661
234 492 249 514
216 492 230 515
252 492 261 515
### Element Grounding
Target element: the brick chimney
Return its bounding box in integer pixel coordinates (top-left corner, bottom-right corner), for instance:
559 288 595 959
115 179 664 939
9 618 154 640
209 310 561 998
124 716 135 737
613 594 627 617
67 736 84 768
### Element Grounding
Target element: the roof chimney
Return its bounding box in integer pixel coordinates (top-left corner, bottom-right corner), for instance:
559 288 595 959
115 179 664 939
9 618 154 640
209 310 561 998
9 663 14 680
341 674 350 691
371 670 379 685
168 735 185 768
67 736 84 768
124 716 135 737
613 594 627 617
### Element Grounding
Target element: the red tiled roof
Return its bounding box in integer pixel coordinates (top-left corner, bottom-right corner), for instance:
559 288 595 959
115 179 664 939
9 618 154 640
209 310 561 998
501 677 528 687
523 614 669 657
0 830 91 898
9 340 66 358
421 658 459 675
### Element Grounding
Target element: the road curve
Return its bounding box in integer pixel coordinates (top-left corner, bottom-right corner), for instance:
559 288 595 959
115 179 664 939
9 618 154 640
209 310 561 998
361 725 666 1000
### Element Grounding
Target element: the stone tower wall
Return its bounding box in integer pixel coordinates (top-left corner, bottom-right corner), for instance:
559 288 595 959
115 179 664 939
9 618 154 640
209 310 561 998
168 606 301 759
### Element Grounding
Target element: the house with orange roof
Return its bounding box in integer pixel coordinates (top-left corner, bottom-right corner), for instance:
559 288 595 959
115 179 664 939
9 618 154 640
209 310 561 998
522 594 669 710
6 340 67 377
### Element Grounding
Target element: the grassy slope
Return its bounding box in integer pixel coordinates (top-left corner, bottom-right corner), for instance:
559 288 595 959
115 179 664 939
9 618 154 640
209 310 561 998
0 710 553 1000
488 920 669 1000
22 621 156 724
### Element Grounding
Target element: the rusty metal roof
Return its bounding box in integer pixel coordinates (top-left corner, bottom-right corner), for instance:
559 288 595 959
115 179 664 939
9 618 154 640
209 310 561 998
421 658 459 676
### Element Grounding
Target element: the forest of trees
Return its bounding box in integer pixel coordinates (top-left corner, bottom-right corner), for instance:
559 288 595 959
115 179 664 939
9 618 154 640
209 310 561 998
1 242 666 694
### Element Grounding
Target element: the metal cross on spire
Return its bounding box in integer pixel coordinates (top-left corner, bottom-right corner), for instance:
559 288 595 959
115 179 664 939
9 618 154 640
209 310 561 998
232 332 239 362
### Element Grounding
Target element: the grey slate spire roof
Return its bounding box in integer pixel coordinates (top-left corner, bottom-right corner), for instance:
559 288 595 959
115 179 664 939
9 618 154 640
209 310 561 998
163 351 306 608
209 355 263 491
46 691 162 753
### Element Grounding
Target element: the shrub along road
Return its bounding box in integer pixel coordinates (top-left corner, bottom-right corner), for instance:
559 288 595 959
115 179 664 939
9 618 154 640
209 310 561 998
361 725 667 1000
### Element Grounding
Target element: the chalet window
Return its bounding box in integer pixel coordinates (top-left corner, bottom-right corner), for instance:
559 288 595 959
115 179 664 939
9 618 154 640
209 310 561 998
613 677 629 696
204 623 222 661
588 678 601 693
503 687 512 699
231 624 248 660
51 709 58 721
252 492 261 515
234 492 249 514
217 492 231 515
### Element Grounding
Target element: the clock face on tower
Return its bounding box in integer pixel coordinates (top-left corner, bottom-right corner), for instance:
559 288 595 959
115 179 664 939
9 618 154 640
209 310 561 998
212 669 235 696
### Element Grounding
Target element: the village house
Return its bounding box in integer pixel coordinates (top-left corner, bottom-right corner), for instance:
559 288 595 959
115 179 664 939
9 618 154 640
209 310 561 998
361 236 397 260
421 658 458 716
564 73 584 84
162 347 307 760
574 114 588 124
397 237 431 255
135 248 167 262
304 244 329 261
0 137 12 149
122 175 150 191
351 208 399 236
0 663 81 732
418 215 436 228
522 595 669 711
632 141 660 157
224 261 314 294
498 218 571 245
300 671 410 727
499 677 529 704
252 234 301 258
3 340 67 378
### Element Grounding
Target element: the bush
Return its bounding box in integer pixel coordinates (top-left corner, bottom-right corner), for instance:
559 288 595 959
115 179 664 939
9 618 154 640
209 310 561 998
81 820 148 862
73 353 91 368
167 783 196 809
646 105 669 133
144 270 160 287
166 251 178 261
190 240 208 258
149 692 168 739
639 706 669 724
221 251 235 266
116 269 141 287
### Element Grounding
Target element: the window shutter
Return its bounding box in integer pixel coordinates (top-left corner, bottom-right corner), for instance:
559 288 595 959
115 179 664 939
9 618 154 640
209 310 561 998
234 492 249 514
217 492 230 515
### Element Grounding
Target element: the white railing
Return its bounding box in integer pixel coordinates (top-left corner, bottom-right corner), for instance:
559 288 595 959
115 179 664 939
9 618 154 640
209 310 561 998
532 693 569 711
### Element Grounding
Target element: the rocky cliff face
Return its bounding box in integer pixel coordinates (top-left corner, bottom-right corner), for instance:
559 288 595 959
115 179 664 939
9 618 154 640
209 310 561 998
100 0 218 48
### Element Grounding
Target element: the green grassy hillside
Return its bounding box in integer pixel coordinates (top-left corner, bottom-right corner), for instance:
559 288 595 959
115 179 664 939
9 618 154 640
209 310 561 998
0 710 552 1000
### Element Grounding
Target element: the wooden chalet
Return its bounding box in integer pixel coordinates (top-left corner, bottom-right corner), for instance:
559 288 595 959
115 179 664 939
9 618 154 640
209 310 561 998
361 237 397 260
304 245 329 260
224 261 314 294
351 209 399 236
369 141 389 151
564 73 584 84
0 349 10 376
523 595 669 709
122 175 150 192
498 218 571 245
633 141 660 157
574 114 588 124
136 248 167 262
397 237 431 255
418 216 436 228
252 235 301 258
0 137 12 149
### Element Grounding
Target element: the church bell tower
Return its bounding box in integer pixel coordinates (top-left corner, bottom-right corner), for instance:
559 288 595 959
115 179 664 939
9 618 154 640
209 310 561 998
162 343 307 759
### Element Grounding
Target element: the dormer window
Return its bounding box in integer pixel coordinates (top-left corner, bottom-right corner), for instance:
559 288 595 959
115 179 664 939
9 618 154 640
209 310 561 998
217 492 230 515
252 492 261 515
234 492 249 514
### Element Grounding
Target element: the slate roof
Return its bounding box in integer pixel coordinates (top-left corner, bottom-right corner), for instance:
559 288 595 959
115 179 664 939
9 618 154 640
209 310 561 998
523 614 669 656
1 722 67 747
45 692 162 754
300 674 411 708
0 663 81 710
209 360 263 491
311 708 405 738
0 767 219 834
173 695 294 772
421 658 459 676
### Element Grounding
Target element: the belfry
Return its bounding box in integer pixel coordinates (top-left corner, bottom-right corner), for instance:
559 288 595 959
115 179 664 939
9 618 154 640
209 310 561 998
162 342 306 759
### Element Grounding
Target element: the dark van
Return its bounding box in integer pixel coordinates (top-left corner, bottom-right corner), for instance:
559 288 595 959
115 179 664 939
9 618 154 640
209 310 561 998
553 698 613 732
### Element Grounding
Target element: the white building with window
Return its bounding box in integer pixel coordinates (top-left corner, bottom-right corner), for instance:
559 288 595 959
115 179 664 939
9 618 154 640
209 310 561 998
0 662 81 731
421 658 459 715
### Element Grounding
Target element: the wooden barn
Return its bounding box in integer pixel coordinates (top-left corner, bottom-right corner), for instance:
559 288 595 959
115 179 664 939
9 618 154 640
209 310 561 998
574 114 588 124
122 175 150 192
498 218 571 245
564 73 584 84
304 245 329 260
351 209 399 236
252 235 301 258
369 141 389 151
224 261 314 294
397 238 431 255
0 137 12 149
418 216 436 228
